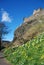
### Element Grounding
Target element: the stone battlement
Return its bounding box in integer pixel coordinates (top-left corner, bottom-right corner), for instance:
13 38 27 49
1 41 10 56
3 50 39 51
24 8 44 23
33 8 42 15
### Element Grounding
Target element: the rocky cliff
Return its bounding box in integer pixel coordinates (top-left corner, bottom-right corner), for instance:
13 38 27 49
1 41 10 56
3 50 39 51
13 8 44 47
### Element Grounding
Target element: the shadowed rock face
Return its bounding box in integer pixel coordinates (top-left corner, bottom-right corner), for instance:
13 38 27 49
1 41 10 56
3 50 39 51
12 8 44 47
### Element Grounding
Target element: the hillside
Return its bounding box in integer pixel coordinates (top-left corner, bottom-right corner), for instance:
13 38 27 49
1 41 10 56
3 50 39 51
4 32 44 65
4 8 44 65
13 8 44 47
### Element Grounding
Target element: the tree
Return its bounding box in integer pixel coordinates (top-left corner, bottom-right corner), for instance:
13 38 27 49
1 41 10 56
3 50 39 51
0 22 8 51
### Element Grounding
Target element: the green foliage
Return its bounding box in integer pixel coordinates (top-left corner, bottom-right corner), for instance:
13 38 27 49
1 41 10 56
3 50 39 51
4 32 44 65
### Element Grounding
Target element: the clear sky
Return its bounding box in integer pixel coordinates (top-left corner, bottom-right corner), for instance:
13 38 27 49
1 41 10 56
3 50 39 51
0 0 44 41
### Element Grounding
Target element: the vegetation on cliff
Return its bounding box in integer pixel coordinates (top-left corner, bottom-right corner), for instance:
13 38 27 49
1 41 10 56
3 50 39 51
4 32 44 65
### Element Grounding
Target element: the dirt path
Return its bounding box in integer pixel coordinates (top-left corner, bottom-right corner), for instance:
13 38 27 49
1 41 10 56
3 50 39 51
0 51 12 65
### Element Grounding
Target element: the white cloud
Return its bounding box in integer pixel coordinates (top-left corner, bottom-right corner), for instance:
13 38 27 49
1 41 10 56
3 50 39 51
1 9 12 22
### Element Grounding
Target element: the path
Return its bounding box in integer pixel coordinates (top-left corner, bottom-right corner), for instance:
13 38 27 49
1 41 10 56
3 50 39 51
0 51 11 65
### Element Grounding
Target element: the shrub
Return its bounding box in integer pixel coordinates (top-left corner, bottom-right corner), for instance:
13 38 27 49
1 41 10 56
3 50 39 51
4 32 44 65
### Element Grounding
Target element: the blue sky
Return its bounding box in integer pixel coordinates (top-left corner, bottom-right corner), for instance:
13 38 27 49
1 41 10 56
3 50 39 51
0 0 44 41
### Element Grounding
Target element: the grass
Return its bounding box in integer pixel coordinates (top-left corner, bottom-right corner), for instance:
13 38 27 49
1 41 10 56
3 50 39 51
4 32 44 65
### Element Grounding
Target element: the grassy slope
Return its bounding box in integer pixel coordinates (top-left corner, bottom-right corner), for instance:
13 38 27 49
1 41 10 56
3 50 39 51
4 32 44 65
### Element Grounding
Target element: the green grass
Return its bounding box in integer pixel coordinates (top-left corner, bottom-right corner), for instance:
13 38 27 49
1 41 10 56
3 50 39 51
4 32 44 65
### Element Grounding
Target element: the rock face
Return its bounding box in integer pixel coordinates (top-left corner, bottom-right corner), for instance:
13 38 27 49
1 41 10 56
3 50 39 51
13 8 44 47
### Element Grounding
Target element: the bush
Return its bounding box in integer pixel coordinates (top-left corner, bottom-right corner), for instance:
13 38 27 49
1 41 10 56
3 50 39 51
4 32 44 65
